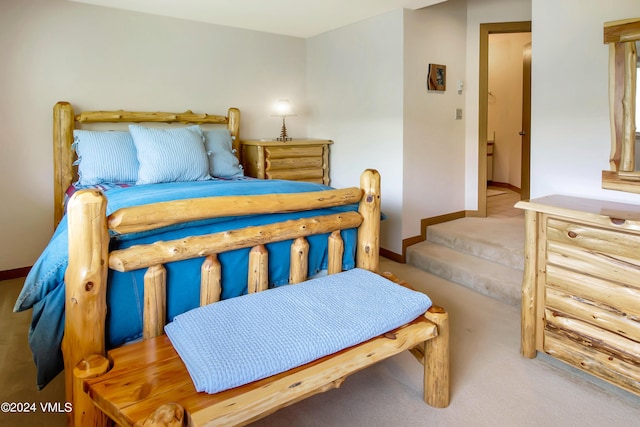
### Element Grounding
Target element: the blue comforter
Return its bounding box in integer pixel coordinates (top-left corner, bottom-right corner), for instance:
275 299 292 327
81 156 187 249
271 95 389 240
14 179 358 389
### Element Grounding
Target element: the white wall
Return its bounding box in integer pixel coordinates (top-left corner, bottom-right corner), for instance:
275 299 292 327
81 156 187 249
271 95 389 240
306 10 405 252
403 0 468 238
530 0 640 202
0 0 307 270
307 2 469 254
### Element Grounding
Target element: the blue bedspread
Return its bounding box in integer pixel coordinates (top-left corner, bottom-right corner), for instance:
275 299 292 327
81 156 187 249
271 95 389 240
14 179 358 389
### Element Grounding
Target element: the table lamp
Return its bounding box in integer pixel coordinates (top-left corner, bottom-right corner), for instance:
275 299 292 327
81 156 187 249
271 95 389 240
273 99 294 141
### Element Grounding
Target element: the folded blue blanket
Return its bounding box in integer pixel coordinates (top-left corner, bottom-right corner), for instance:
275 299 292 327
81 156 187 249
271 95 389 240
165 268 432 394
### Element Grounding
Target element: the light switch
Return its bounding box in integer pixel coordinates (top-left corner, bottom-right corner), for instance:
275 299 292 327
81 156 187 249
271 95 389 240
455 108 463 120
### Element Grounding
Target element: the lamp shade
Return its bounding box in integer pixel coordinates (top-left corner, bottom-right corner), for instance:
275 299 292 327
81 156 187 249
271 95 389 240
273 99 294 117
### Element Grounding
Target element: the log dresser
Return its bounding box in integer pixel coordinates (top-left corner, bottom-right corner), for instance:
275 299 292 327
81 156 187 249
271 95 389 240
240 138 332 185
516 195 640 397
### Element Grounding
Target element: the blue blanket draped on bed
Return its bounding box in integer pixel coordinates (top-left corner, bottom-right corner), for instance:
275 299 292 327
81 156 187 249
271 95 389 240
14 179 359 389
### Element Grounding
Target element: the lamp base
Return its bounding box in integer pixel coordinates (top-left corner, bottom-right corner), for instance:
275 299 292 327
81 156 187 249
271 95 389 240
277 117 292 141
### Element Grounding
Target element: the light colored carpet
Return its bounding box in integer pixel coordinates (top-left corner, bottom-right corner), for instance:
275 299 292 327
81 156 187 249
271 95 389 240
2 260 639 427
254 259 640 426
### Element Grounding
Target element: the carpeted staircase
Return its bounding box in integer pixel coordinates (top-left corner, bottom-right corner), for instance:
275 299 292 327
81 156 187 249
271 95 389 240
406 217 525 306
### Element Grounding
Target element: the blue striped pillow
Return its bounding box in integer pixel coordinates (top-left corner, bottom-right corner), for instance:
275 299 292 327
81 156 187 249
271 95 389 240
72 130 139 186
203 129 244 178
129 125 212 185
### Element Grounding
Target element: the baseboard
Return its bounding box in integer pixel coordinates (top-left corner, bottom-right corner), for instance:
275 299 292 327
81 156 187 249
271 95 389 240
380 247 403 263
487 180 520 193
0 266 31 281
397 210 467 263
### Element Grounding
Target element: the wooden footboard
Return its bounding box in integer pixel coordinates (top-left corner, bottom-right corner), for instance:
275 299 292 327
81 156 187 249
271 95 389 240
62 170 449 426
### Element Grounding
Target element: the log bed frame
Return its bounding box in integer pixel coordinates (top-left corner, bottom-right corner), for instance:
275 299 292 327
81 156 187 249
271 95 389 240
53 101 241 227
53 102 450 426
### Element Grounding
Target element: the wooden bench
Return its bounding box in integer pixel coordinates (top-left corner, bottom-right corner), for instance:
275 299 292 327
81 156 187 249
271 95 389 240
79 296 448 426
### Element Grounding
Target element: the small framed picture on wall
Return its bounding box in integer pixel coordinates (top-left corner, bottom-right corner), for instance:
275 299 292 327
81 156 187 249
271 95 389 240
428 64 446 91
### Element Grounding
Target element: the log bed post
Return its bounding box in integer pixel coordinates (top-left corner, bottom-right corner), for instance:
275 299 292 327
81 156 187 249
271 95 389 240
143 265 167 339
62 189 110 427
248 245 269 293
327 230 344 275
290 237 309 284
201 255 222 306
228 107 241 158
53 102 75 228
424 306 450 408
356 169 381 272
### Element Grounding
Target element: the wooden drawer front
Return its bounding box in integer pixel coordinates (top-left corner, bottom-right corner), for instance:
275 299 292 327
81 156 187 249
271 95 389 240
544 284 640 346
265 146 324 159
544 304 640 368
543 329 640 395
543 216 640 395
267 157 323 171
545 218 640 286
545 264 640 326
543 280 640 395
266 168 324 181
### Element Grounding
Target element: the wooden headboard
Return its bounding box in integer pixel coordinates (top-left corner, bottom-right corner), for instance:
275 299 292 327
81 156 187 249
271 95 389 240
52 102 241 227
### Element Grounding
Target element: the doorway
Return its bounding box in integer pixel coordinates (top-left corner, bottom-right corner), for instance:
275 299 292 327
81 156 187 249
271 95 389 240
477 22 532 217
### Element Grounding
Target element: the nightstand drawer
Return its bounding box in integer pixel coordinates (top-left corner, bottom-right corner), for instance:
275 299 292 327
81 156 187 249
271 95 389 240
266 168 324 181
265 146 324 159
267 157 323 171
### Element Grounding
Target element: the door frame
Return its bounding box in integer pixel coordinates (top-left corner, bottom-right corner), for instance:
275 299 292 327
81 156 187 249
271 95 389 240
477 21 532 217
521 42 532 201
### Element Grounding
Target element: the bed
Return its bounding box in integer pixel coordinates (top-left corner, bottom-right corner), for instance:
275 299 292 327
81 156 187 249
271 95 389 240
16 102 450 426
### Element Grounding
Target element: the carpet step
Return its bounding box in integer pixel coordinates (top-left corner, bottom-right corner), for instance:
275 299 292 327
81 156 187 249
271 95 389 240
407 241 523 306
426 217 524 270
407 217 525 306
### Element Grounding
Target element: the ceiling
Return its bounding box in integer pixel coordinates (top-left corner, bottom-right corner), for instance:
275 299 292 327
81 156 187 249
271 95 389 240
67 0 447 38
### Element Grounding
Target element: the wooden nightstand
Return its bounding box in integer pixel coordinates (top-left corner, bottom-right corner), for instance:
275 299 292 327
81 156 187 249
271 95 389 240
240 139 332 185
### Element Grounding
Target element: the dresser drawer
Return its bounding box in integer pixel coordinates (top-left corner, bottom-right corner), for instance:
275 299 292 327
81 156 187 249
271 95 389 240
545 264 640 328
544 285 640 351
542 328 640 394
545 217 640 286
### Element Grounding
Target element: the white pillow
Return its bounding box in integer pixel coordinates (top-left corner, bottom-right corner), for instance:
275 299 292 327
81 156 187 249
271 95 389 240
72 130 139 185
202 129 244 178
129 125 211 185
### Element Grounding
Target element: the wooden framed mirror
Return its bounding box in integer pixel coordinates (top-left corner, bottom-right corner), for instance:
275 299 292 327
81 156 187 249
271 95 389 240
602 18 640 192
